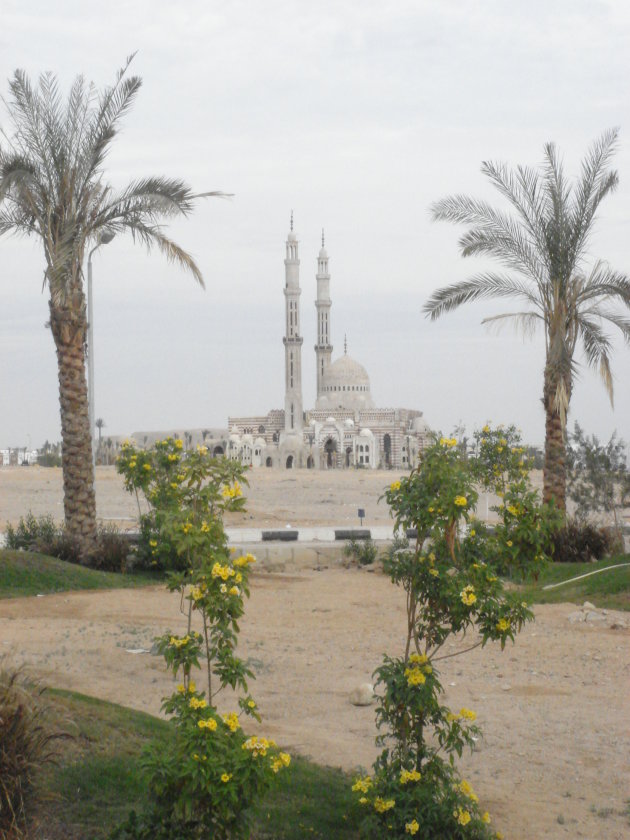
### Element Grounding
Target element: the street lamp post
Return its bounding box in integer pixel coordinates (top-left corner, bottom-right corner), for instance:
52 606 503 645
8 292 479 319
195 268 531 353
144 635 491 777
87 232 115 465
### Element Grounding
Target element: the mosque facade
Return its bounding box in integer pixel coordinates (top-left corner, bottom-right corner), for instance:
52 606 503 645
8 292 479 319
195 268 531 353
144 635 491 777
226 218 431 469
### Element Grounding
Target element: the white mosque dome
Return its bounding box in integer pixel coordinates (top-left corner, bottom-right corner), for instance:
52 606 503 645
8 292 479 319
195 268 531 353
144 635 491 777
325 416 336 424
317 352 375 411
360 427 373 438
319 245 328 259
254 437 265 447
344 418 354 428
325 354 370 388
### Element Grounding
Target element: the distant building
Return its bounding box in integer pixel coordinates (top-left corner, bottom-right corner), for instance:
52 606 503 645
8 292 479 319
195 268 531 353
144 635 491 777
227 218 431 469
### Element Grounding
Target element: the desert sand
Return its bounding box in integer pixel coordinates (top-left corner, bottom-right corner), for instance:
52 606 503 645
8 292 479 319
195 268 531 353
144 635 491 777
1 466 629 839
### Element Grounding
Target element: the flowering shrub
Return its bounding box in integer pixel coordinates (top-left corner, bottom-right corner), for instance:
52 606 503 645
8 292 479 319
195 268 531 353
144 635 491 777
112 440 289 839
352 430 545 839
470 425 561 579
116 437 247 570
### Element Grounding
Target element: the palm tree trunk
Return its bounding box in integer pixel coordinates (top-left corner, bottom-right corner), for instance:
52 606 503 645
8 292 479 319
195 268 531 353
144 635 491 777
542 370 567 513
49 293 97 557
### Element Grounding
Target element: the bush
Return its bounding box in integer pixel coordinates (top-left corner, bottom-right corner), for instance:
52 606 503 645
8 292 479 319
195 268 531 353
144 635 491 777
551 519 615 563
5 513 57 554
343 537 379 566
4 514 132 572
0 667 65 838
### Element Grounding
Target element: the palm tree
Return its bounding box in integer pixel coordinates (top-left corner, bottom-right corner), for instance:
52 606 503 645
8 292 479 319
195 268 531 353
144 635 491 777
424 130 630 512
0 57 224 554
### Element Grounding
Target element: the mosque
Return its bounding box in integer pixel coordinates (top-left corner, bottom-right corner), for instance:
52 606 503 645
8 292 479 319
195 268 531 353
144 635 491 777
226 217 431 469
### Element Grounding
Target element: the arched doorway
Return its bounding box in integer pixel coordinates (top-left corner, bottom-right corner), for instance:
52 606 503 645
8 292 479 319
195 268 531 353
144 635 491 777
307 455 314 469
213 445 224 457
324 438 337 468
345 446 352 467
383 434 392 467
286 455 294 469
266 457 273 467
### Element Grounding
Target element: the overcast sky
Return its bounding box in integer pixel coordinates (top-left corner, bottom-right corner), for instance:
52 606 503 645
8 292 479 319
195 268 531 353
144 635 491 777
1 0 629 450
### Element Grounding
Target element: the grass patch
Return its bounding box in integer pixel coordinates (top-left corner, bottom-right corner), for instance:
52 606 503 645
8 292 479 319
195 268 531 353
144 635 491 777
0 549 161 599
515 555 630 611
29 690 361 839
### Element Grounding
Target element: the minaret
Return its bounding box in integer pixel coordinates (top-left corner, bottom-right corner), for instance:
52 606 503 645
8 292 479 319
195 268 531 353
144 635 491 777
283 213 304 432
314 229 333 399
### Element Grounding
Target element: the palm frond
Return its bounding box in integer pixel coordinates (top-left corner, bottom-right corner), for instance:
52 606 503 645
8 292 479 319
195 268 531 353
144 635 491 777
578 262 630 307
481 310 543 340
423 272 539 320
121 220 205 287
576 315 614 404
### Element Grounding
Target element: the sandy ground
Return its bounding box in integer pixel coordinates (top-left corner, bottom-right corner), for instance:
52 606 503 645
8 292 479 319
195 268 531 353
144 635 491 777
1 464 533 529
1 466 629 838
0 573 628 840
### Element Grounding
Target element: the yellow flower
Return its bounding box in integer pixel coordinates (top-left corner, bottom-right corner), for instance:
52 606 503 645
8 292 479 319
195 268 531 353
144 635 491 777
482 811 491 824
149 540 157 548
229 586 240 596
373 797 395 813
446 712 461 723
507 505 519 516
242 736 275 756
359 796 368 805
390 480 401 491
188 680 196 692
460 707 476 721
405 819 420 835
279 752 291 767
469 529 476 536
455 807 471 825
129 460 137 468
201 521 210 532
460 586 476 606
235 572 243 583
182 523 192 534
176 684 185 694
454 495 468 507
198 444 208 454
142 463 151 471
400 769 421 785
428 568 439 577
221 773 232 783
222 712 240 732
168 453 179 462
174 439 183 450
198 718 217 731
189 697 207 710
482 425 490 433
404 667 426 686
506 540 513 547
459 779 479 802
408 653 428 665
496 618 511 632
352 776 372 794
247 700 256 708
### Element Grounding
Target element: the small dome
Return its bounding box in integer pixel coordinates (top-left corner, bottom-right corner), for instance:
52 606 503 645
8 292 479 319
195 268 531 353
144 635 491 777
229 434 240 444
325 354 370 387
411 416 430 434
242 434 253 444
254 437 265 447
288 230 297 242
319 245 328 259
325 416 336 424
360 428 373 438
344 418 354 428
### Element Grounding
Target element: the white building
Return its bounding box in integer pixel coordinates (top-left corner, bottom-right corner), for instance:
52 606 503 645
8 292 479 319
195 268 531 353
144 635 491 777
227 217 431 469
